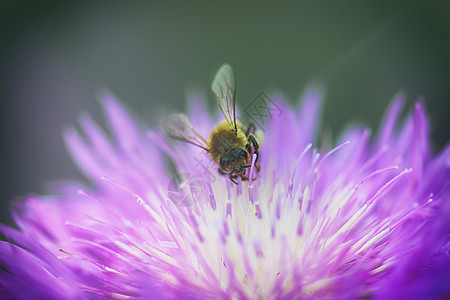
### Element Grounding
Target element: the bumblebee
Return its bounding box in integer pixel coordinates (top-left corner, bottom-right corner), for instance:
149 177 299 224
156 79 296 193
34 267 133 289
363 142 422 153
162 64 261 184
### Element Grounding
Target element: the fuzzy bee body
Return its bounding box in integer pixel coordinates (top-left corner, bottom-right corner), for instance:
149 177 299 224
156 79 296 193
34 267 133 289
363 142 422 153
162 64 261 184
208 120 249 174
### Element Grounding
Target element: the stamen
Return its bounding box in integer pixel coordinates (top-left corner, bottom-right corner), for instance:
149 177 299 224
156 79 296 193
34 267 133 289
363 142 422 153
208 185 217 210
317 140 351 169
288 143 312 197
367 168 412 206
248 154 258 205
354 166 399 191
248 154 258 187
388 194 433 232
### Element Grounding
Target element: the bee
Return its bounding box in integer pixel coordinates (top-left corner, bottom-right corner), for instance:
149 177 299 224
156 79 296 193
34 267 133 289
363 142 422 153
162 64 261 184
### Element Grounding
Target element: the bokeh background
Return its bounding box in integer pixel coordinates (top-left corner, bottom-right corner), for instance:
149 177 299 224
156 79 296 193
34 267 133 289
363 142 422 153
1 1 449 226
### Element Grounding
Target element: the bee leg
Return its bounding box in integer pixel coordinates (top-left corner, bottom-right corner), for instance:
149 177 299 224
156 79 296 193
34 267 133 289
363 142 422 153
229 173 238 185
245 122 256 137
241 164 253 181
245 143 252 156
248 134 259 153
219 168 239 184
240 174 249 181
248 134 261 173
255 162 261 173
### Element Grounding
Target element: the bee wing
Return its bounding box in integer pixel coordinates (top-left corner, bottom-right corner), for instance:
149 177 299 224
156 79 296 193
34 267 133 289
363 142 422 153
161 114 209 151
211 64 237 132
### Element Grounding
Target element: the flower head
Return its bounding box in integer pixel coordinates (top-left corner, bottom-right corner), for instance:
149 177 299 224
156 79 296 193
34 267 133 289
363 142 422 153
1 90 449 299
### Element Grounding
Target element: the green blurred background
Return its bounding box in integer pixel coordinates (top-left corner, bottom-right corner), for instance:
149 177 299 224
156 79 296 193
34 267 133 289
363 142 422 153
1 0 449 225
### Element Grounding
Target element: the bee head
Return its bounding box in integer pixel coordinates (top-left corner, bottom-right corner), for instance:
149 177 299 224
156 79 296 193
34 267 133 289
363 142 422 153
220 149 249 174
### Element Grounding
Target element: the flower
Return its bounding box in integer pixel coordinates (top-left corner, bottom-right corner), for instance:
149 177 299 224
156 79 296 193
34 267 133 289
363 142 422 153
1 89 449 300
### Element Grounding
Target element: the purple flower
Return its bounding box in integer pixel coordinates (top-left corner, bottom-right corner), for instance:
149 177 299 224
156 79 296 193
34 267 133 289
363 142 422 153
1 89 449 299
